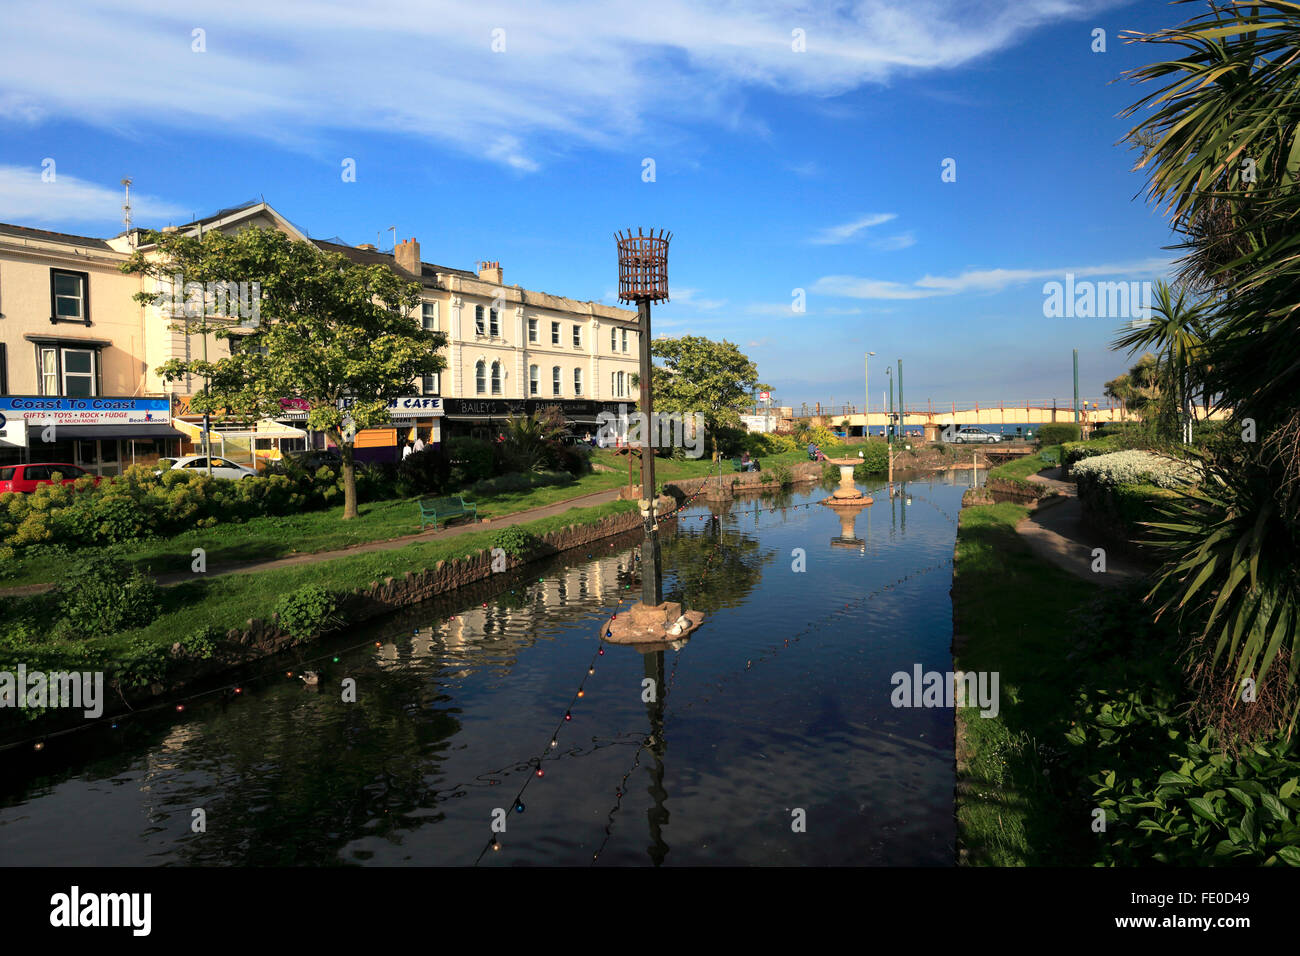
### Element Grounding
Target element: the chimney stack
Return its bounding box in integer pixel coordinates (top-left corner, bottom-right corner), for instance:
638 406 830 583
478 260 503 285
395 237 421 275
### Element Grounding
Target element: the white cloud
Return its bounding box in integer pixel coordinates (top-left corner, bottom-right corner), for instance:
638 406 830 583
813 257 1173 300
810 213 896 245
0 0 1111 171
672 288 727 310
0 165 187 225
871 232 916 251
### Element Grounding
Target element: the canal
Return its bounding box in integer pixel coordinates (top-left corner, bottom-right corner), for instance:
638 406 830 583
0 471 976 866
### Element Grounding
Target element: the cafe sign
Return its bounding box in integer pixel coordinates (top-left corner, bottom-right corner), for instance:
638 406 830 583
0 396 171 426
337 396 444 419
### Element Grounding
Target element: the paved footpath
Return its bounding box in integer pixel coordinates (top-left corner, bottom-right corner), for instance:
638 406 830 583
1014 467 1148 586
1 487 627 596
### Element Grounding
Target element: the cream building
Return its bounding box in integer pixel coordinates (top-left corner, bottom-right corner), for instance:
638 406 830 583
0 200 643 468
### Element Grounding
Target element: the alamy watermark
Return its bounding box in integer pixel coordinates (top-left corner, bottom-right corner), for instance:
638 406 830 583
159 274 261 327
1043 274 1153 326
0 666 104 718
595 404 706 458
891 665 1000 718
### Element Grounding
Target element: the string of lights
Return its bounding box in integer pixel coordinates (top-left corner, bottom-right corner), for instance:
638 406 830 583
8 476 964 867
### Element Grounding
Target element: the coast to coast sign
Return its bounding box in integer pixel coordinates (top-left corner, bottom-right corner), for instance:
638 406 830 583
0 397 172 426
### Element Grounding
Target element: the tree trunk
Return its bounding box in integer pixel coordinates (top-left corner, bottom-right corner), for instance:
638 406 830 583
331 429 359 520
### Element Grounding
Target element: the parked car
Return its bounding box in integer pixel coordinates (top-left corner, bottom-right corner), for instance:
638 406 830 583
0 462 101 493
156 455 259 480
945 426 1002 444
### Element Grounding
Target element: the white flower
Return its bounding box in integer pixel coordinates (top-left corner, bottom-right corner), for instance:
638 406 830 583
1070 449 1200 489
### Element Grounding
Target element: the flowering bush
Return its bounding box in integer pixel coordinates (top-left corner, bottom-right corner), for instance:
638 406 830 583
1071 449 1200 490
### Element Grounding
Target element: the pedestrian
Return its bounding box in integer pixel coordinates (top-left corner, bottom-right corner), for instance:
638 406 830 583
401 441 412 460
413 434 425 454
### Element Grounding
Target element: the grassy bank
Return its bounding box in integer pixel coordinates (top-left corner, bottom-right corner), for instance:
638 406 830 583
953 502 1094 864
953 502 1300 866
0 499 638 683
0 470 632 588
985 445 1061 489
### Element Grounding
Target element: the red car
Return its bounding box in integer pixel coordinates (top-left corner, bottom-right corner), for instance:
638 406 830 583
0 462 101 493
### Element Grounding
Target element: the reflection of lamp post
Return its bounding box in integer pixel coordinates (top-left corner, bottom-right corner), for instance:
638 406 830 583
616 228 672 608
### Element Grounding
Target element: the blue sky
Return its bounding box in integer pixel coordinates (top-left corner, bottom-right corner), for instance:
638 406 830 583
0 0 1186 410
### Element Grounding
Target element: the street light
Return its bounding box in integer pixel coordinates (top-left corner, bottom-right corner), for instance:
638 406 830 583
865 351 875 438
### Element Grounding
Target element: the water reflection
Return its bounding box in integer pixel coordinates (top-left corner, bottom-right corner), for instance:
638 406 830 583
0 476 973 866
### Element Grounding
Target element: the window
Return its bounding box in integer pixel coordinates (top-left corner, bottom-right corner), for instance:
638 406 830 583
490 360 502 395
422 302 439 330
611 327 618 352
489 308 499 338
572 325 581 348
421 373 440 395
552 366 561 397
475 304 485 335
528 318 538 343
475 360 486 394
529 364 539 396
50 269 89 324
622 329 629 352
617 371 625 397
63 349 94 397
0 343 7 395
551 322 560 345
573 367 583 396
38 345 98 397
611 371 616 397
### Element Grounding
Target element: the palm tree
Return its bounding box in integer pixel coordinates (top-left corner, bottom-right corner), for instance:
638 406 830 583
1122 2 1300 731
1112 281 1214 443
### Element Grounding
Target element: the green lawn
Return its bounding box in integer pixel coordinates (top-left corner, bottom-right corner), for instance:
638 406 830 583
986 444 1062 489
953 501 1095 865
2 469 631 588
1 499 638 682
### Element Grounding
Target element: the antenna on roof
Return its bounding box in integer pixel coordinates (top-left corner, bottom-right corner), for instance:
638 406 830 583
121 178 133 231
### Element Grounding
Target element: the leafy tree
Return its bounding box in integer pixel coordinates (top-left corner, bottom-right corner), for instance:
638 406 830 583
639 335 765 461
122 227 445 520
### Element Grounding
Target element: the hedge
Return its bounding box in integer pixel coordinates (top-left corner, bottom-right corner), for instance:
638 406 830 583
1035 423 1081 445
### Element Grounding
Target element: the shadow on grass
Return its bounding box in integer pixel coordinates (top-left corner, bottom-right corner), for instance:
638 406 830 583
953 502 1183 866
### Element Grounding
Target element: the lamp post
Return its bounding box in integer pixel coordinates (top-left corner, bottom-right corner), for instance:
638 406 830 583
616 228 672 608
865 351 875 438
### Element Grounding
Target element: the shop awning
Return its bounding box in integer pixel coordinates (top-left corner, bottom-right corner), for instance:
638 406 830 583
52 424 185 440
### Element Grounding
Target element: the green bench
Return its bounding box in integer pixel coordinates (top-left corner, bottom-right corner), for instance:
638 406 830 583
1039 449 1060 466
419 496 478 530
731 457 761 472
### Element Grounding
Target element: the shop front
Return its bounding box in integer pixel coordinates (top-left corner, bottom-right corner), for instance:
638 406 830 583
336 396 444 463
441 398 622 442
0 396 182 475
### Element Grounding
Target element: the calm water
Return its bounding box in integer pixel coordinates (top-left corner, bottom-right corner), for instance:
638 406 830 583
0 472 973 866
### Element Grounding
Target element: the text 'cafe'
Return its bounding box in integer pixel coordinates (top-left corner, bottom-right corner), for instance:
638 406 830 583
0 397 183 474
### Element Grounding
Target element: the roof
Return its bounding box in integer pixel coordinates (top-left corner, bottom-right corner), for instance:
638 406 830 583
0 222 113 250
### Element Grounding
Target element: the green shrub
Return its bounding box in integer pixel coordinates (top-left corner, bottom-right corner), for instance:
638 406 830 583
1036 423 1082 445
772 463 793 488
446 437 497 487
273 584 340 639
59 558 161 636
492 526 542 559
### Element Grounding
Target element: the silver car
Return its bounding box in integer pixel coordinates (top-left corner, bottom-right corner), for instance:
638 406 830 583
157 455 259 480
947 426 1001 444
